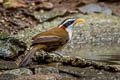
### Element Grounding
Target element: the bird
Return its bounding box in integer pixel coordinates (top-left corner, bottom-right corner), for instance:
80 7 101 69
19 17 85 67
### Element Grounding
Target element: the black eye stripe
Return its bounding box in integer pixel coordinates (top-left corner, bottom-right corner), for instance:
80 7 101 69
63 21 74 28
67 21 74 25
58 18 76 28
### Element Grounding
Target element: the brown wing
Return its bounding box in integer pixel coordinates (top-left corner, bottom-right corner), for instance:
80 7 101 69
32 36 62 45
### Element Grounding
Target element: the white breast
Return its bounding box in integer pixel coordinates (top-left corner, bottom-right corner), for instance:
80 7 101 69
66 24 73 41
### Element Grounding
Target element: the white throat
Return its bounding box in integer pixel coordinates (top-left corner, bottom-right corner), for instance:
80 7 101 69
66 24 73 41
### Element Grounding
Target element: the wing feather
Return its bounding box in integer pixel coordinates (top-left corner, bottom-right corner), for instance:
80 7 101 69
32 36 62 45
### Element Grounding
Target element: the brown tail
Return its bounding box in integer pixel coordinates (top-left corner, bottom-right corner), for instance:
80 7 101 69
19 45 45 67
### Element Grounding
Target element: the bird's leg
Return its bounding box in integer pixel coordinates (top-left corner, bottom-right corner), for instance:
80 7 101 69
38 51 47 60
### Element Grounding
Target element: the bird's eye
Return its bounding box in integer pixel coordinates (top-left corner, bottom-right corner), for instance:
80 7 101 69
67 21 73 25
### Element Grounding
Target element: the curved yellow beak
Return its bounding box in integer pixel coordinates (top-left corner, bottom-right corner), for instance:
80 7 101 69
74 19 85 24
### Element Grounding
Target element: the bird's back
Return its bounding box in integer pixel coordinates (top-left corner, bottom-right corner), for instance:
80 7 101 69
32 27 69 41
32 27 69 52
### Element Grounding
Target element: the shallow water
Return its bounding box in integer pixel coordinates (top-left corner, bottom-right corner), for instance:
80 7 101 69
63 43 120 65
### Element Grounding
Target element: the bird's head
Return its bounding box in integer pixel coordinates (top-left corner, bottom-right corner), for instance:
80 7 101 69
59 17 85 40
59 17 85 29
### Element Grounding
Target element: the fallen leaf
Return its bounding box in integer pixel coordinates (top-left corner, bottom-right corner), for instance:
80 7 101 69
39 2 54 9
4 0 27 8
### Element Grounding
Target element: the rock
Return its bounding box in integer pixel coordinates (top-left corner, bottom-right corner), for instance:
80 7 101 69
80 0 98 4
50 0 98 12
59 66 120 80
39 2 54 9
0 6 37 34
48 62 62 67
0 37 26 58
35 66 59 74
32 1 54 10
0 68 33 76
26 0 46 3
36 54 120 72
0 32 9 40
16 73 61 80
0 74 18 80
0 60 18 69
79 3 112 15
99 2 120 17
33 9 67 23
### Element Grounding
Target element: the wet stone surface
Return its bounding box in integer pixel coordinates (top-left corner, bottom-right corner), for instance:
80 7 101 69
0 68 33 76
0 60 18 69
59 66 120 80
0 37 26 58
33 9 67 23
34 66 59 74
15 65 120 80
0 74 18 80
0 31 9 39
79 3 112 15
16 73 61 80
35 54 120 72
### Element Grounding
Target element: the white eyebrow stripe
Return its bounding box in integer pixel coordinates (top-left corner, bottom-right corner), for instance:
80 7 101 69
63 19 74 24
